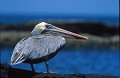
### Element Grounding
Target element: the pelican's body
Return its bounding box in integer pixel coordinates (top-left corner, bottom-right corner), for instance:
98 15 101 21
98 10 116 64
12 35 65 64
11 22 88 72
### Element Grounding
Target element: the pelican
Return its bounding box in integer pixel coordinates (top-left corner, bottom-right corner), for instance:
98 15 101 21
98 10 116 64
11 22 88 73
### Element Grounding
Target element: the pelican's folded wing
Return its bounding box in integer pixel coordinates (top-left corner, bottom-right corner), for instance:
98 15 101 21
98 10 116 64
11 38 28 65
11 35 65 64
27 35 65 60
11 35 47 65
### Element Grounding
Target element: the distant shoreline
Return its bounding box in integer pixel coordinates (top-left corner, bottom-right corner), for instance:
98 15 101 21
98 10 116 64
0 14 119 25
0 22 119 49
0 22 119 36
0 31 119 49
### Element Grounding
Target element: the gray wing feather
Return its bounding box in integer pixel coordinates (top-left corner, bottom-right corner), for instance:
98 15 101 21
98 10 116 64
11 35 65 65
27 35 65 59
11 38 30 65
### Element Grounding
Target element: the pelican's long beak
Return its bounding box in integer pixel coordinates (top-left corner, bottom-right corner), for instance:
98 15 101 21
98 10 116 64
46 25 88 40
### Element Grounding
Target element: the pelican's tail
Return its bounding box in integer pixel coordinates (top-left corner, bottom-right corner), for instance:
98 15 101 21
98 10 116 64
11 52 26 65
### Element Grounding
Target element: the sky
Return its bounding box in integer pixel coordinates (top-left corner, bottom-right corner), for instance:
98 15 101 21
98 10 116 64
0 0 119 16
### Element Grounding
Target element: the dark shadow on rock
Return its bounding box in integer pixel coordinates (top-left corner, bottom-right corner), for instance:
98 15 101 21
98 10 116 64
33 73 85 78
0 63 119 78
1 63 37 78
33 73 119 78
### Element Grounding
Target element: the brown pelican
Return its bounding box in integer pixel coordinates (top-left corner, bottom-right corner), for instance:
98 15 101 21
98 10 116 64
11 22 88 73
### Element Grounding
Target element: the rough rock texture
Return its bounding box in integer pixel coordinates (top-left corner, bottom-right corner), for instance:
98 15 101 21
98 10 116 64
33 73 119 78
1 63 35 78
0 63 119 78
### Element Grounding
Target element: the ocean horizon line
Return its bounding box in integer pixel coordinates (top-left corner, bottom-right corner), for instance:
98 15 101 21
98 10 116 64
0 14 119 25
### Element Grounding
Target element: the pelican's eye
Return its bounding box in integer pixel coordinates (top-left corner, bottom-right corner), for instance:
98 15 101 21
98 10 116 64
45 25 51 29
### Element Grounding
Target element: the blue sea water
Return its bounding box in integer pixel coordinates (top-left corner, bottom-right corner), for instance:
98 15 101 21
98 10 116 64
0 48 119 76
0 14 119 25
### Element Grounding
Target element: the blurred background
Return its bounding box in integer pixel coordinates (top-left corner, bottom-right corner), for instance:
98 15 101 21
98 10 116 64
0 0 119 76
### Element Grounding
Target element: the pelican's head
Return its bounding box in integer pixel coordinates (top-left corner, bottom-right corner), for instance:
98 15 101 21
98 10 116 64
31 22 88 40
31 22 48 35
